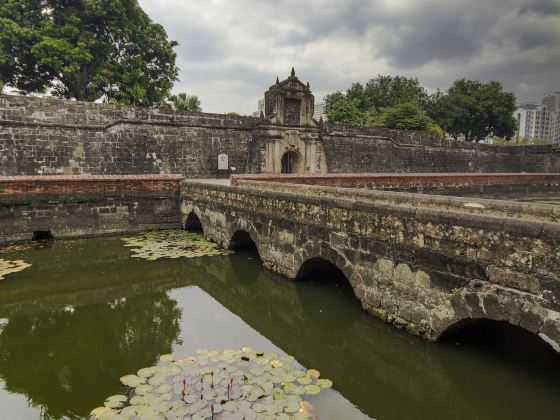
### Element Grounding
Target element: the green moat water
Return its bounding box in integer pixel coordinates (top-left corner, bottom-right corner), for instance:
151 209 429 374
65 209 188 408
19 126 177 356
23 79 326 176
0 237 559 420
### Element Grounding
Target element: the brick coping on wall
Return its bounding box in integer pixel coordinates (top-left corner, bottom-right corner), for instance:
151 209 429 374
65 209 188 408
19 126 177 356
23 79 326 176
230 173 560 187
0 174 184 182
0 174 184 196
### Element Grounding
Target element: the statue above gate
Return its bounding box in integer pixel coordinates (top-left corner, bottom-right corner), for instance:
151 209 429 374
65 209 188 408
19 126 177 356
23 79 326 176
264 68 316 127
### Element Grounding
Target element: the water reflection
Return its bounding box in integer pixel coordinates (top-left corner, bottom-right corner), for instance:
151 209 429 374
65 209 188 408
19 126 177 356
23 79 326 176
0 239 558 420
0 294 181 419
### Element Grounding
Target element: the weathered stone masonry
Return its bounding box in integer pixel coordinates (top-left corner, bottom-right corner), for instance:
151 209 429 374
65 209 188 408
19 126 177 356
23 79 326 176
2 93 560 177
181 180 560 347
0 175 183 242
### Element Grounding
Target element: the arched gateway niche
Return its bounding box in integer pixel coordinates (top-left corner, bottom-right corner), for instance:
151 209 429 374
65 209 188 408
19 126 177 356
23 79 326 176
280 150 303 174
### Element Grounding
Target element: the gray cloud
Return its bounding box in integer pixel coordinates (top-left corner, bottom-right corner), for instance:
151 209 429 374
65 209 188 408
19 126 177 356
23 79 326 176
140 0 560 113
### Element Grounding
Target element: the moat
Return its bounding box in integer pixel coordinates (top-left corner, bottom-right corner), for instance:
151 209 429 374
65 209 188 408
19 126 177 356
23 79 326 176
0 236 559 420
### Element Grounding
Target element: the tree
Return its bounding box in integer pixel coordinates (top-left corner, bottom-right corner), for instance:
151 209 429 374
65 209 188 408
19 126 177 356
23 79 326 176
369 103 444 136
169 92 201 112
325 75 430 125
0 0 178 106
433 79 516 142
324 92 364 125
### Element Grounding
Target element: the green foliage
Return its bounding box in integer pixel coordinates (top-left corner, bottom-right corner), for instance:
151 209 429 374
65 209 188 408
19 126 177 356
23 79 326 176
324 75 517 141
432 79 516 142
226 112 241 117
169 92 201 112
0 0 178 106
349 75 429 113
370 103 444 136
324 92 364 125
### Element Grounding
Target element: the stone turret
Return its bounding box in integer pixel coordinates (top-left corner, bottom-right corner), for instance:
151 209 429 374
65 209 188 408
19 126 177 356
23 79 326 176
264 68 315 127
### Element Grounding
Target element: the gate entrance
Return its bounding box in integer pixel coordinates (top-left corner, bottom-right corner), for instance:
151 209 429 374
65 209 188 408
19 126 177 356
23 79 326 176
281 151 302 173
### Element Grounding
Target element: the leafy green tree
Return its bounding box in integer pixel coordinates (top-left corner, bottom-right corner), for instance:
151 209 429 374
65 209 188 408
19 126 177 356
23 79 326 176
433 79 516 142
169 92 201 112
369 103 444 136
325 75 430 125
0 0 178 106
324 92 364 125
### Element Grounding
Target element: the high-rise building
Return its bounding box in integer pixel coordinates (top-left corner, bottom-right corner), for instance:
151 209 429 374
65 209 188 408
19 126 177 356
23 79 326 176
542 91 560 113
313 102 327 122
514 91 560 143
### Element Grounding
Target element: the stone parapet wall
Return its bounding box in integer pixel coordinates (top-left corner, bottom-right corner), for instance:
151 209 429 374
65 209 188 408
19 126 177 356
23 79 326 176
181 180 560 345
0 175 183 243
233 179 560 222
322 124 560 173
0 94 258 128
231 172 560 200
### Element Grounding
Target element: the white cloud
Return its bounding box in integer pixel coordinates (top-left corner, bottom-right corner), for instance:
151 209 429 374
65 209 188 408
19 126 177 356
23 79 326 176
139 0 560 113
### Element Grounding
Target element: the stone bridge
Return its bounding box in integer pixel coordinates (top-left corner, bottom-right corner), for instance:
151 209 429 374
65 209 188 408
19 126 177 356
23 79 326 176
181 178 560 347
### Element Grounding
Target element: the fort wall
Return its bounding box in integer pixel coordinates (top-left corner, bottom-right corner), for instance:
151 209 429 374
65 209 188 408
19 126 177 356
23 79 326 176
0 174 183 243
2 94 560 177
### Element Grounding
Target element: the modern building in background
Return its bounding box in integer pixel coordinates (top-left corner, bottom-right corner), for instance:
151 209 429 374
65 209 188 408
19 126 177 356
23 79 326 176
313 102 327 122
514 91 560 143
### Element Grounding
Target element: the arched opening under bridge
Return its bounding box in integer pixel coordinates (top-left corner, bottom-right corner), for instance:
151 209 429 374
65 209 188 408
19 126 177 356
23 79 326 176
438 318 560 374
295 257 362 330
184 212 203 234
229 230 258 252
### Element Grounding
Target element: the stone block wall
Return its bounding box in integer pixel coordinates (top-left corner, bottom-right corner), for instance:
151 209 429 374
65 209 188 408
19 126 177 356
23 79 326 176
0 175 183 243
2 94 560 177
321 124 560 173
0 95 257 177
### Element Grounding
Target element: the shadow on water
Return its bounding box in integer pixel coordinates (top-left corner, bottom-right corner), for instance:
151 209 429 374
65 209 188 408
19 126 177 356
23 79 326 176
0 238 559 419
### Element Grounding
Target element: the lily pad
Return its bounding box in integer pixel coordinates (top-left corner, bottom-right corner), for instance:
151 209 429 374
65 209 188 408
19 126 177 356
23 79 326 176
91 348 332 420
0 259 32 280
121 230 232 261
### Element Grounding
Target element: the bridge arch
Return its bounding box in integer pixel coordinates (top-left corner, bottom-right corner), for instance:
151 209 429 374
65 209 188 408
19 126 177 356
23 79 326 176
438 316 560 352
184 210 204 234
230 229 258 251
438 318 560 363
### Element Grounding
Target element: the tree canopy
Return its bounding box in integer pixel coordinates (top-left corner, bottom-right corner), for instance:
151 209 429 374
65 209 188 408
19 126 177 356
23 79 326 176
0 0 179 106
169 92 201 112
324 74 517 141
431 79 516 142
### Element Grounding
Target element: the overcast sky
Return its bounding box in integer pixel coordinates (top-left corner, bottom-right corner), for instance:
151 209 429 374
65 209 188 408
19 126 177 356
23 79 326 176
139 0 560 115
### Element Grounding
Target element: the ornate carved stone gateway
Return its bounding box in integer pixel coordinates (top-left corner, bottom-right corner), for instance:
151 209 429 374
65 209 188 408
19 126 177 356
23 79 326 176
258 69 327 174
263 67 315 127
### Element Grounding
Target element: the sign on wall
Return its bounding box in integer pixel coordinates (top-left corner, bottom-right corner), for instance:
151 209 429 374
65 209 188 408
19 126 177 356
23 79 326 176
218 153 229 170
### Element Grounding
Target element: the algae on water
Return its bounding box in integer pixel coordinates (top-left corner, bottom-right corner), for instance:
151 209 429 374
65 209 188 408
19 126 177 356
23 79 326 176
91 348 333 419
121 230 232 261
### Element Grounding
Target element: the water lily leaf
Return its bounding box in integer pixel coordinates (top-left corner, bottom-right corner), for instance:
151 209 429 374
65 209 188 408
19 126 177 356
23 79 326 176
0 259 32 280
297 376 312 385
304 384 321 395
316 378 333 389
91 406 111 416
120 374 145 387
137 367 157 378
94 348 331 420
